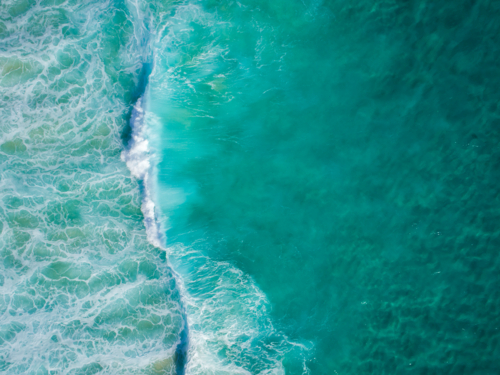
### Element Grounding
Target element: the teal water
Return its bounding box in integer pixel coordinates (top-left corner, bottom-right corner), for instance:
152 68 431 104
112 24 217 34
2 0 500 374
0 1 185 373
150 0 500 373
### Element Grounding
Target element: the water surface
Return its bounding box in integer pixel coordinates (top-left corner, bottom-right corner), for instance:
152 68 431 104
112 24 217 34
1 0 500 374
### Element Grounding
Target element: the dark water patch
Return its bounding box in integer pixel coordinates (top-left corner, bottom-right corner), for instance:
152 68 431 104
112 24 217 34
121 61 154 147
174 318 189 375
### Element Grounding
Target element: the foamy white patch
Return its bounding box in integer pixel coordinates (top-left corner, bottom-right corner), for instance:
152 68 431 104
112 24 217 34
0 1 188 373
121 97 163 249
161 243 312 375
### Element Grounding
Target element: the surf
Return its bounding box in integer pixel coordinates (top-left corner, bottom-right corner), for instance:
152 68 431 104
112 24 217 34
0 0 185 373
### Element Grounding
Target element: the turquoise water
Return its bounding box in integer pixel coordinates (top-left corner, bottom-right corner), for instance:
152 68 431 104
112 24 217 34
2 0 500 374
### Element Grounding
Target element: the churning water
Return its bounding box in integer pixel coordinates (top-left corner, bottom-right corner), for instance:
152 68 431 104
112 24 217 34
2 0 500 374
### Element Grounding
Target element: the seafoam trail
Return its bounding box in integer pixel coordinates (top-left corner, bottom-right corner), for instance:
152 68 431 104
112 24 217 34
122 97 162 248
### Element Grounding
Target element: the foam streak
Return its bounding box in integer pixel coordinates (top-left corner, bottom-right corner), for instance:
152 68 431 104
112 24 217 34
121 97 162 248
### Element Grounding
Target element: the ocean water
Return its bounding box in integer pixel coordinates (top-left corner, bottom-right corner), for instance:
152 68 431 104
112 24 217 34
0 1 186 373
2 0 500 374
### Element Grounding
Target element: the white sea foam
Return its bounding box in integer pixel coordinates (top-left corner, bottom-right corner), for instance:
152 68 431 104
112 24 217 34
0 1 184 373
166 244 291 375
121 97 164 249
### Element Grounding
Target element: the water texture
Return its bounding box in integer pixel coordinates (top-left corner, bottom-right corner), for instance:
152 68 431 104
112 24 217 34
2 0 500 374
0 1 185 373
149 0 500 374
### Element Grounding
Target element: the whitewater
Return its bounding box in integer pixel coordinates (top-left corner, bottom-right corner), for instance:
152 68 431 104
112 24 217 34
122 3 308 373
5 0 500 373
0 0 307 373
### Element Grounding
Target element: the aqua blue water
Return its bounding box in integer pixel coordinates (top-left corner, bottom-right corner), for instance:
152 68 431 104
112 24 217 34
2 0 500 374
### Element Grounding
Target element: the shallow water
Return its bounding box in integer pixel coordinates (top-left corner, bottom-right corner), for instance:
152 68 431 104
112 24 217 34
0 1 185 373
2 0 500 374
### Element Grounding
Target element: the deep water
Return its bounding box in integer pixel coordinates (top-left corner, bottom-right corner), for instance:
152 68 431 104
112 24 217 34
2 0 500 374
150 0 500 374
